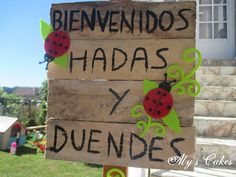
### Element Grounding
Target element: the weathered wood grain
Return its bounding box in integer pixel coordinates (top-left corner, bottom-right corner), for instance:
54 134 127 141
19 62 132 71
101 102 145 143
48 80 194 127
47 39 195 80
50 1 196 39
47 1 197 171
46 119 195 170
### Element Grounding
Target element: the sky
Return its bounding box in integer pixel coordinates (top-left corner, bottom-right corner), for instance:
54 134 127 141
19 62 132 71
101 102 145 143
0 0 94 87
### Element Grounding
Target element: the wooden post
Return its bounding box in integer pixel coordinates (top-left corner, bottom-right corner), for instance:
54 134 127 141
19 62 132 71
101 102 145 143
103 165 128 177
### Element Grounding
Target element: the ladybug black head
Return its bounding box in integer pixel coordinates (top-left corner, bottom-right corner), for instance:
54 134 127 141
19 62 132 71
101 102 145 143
39 54 55 70
159 73 176 92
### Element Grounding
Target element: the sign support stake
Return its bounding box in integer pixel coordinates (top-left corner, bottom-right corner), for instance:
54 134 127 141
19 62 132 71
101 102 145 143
103 165 128 177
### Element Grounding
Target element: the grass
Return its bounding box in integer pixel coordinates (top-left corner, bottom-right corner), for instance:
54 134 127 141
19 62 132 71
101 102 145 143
0 141 102 177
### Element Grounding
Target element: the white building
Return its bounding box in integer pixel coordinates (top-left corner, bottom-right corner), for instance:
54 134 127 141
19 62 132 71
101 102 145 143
196 0 235 60
155 0 235 61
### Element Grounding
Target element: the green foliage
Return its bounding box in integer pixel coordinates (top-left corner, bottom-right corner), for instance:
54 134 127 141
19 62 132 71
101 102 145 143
0 88 23 118
0 87 40 127
22 118 37 127
39 80 48 125
0 87 4 96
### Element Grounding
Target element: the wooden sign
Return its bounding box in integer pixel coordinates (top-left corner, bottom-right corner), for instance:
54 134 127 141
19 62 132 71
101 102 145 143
48 39 195 80
50 1 195 40
46 119 195 170
46 0 197 172
47 80 194 126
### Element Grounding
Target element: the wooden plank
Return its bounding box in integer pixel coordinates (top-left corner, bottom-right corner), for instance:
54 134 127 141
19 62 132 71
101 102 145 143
26 125 46 130
45 119 195 171
103 165 128 177
50 1 196 40
48 80 194 127
47 39 195 80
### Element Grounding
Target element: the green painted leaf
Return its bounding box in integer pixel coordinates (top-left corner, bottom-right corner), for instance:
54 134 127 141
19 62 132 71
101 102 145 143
53 53 68 69
163 109 182 133
143 79 159 94
40 19 53 40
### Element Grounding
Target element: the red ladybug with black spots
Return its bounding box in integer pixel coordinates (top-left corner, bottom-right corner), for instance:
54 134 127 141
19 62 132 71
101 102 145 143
143 74 176 119
39 31 70 69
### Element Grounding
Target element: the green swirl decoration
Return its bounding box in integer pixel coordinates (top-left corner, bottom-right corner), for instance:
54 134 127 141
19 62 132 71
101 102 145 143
106 168 126 177
131 104 166 138
167 48 202 97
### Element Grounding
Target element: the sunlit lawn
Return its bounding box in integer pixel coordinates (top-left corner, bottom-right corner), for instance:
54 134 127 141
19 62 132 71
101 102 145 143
0 141 102 177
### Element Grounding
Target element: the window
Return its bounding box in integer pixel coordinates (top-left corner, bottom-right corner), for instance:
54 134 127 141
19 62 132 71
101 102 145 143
199 0 227 39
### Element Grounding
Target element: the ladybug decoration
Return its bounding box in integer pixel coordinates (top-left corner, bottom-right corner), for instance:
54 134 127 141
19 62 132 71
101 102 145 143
143 73 176 119
39 31 70 69
39 20 70 70
131 74 182 138
131 48 203 138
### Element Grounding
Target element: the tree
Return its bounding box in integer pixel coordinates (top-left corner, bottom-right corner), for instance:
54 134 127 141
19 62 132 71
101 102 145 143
0 87 4 96
39 80 48 125
0 87 41 127
0 88 23 119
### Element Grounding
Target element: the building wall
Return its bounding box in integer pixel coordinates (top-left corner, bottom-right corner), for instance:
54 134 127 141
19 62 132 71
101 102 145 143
2 127 11 149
